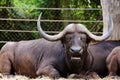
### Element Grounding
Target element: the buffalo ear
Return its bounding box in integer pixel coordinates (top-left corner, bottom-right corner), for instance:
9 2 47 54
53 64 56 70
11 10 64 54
61 36 66 44
86 36 91 44
60 34 67 44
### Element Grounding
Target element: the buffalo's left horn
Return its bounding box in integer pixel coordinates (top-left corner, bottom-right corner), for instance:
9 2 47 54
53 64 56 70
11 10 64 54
77 15 113 41
37 13 66 41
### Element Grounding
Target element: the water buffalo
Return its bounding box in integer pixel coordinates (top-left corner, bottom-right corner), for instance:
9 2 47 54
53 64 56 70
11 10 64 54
0 13 113 78
106 46 120 77
37 13 114 78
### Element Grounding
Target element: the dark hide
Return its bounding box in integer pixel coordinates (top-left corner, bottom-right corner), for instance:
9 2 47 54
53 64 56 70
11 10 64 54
87 40 120 77
106 46 120 76
0 39 69 78
67 40 120 79
1 33 120 79
0 32 93 78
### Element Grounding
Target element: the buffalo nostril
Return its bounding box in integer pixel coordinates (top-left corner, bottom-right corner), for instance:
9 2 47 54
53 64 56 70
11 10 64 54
70 48 75 52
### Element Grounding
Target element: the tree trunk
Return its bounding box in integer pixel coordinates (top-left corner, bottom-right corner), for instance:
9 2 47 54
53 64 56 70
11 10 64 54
101 0 120 40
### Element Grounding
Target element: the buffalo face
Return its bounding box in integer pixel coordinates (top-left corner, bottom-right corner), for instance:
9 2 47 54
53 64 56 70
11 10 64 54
63 32 89 57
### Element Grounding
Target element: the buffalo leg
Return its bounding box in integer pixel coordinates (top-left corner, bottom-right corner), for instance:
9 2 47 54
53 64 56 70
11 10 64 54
36 65 60 78
68 73 85 79
68 71 100 79
84 71 100 79
107 55 118 76
0 56 12 77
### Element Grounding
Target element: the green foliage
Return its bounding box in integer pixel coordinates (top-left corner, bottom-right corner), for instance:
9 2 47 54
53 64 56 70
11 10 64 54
0 0 6 5
0 0 102 47
11 0 39 18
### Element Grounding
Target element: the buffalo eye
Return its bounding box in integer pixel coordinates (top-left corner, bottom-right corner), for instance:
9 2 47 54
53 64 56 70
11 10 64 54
79 37 86 42
66 37 72 42
81 37 86 42
65 34 73 42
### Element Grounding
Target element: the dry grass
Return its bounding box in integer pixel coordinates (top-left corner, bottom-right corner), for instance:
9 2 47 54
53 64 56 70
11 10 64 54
0 74 120 80
0 74 74 80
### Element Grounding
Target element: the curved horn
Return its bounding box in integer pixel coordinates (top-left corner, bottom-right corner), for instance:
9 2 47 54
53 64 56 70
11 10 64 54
37 13 66 41
77 15 113 41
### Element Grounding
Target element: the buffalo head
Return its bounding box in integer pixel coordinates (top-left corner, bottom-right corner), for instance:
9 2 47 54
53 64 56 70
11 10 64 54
37 13 113 59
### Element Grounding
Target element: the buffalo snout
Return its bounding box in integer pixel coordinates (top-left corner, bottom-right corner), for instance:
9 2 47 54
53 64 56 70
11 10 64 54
70 46 83 56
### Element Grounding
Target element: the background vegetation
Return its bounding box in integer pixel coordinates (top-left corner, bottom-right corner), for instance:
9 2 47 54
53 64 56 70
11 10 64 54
0 0 102 48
